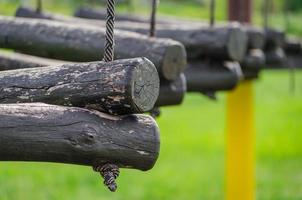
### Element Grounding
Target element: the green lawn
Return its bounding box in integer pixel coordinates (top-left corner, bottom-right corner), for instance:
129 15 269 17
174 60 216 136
0 1 302 199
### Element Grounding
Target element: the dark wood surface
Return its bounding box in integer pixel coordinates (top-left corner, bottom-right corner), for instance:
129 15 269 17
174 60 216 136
0 57 160 115
0 103 160 171
1 15 186 81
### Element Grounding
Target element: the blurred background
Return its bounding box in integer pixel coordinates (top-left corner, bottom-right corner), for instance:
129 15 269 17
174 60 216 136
0 0 301 199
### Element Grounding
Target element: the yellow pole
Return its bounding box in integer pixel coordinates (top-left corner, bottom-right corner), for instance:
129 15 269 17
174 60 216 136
226 80 255 200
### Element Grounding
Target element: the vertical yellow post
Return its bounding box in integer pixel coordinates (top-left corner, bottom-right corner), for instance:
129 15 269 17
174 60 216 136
226 80 255 200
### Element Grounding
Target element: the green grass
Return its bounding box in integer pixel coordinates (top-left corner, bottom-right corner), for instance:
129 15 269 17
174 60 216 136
0 1 302 199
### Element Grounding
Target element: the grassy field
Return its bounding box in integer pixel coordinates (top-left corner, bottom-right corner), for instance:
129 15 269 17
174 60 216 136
0 1 302 199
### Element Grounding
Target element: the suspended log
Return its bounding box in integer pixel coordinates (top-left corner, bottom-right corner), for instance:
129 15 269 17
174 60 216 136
155 74 186 107
265 29 285 49
284 37 302 54
16 8 247 62
185 61 240 92
0 103 160 171
0 57 159 115
0 51 64 71
265 47 287 68
74 7 263 50
0 16 186 81
241 49 265 70
287 54 302 68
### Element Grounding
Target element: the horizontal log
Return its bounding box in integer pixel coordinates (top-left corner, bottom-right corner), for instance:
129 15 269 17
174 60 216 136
74 7 263 50
265 47 287 68
16 7 247 62
185 61 240 92
0 57 159 115
0 103 160 171
1 16 186 81
265 29 285 49
155 73 186 107
284 37 302 54
286 54 302 68
241 49 265 70
0 50 64 71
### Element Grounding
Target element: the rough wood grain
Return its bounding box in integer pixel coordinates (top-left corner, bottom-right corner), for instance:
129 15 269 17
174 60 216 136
0 103 160 171
16 7 247 62
0 15 186 81
155 74 186 107
0 57 159 115
185 61 240 92
0 51 64 71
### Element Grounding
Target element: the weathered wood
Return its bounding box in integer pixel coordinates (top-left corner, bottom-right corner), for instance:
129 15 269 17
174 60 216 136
0 51 64 71
155 74 186 107
242 69 260 80
185 61 240 92
16 7 247 62
0 16 186 81
241 49 265 70
0 103 160 171
0 57 159 115
265 29 285 49
74 7 263 50
284 37 302 54
265 47 287 68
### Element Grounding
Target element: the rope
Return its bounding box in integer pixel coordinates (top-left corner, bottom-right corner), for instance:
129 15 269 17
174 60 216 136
36 0 42 13
263 0 271 29
149 0 158 37
93 164 120 192
209 0 216 27
103 0 116 62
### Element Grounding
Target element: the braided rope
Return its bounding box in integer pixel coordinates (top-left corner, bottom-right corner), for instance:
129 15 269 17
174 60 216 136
103 0 116 62
94 164 120 192
149 0 158 37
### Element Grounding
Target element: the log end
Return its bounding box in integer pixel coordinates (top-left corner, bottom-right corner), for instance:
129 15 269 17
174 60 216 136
227 26 248 62
162 43 187 81
131 58 160 113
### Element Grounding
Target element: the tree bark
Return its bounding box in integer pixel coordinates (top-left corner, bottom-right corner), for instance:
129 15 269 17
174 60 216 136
0 103 160 171
16 7 247 62
0 57 159 115
185 61 240 92
0 15 186 81
0 51 64 71
155 73 186 107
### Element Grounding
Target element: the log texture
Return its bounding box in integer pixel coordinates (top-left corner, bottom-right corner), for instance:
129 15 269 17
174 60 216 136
74 7 263 50
0 57 159 115
0 103 160 171
0 51 64 71
16 8 247 62
155 74 186 107
185 61 240 92
0 16 186 81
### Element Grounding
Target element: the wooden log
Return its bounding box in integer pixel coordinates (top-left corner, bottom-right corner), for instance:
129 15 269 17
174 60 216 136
185 61 240 92
74 7 263 50
0 57 159 115
265 29 285 49
155 74 186 107
265 47 287 68
0 16 186 81
0 103 160 171
0 51 64 71
284 37 302 54
287 54 302 68
241 49 265 70
16 7 247 62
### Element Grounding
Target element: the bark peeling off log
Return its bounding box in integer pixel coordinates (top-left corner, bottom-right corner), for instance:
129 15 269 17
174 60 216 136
0 51 64 71
0 103 160 171
185 61 240 92
0 57 159 115
0 16 186 81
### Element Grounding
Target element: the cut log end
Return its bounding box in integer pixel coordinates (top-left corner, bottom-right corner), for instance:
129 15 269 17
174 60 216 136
227 27 248 62
162 44 187 81
131 58 160 112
